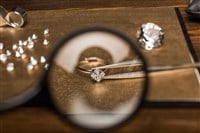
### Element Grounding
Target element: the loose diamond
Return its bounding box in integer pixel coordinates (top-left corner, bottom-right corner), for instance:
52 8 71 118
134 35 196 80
18 40 23 46
6 50 11 56
0 43 4 50
15 51 21 58
6 63 14 72
27 36 32 42
23 41 28 46
91 69 105 82
27 41 34 49
27 63 34 71
40 56 46 63
0 54 7 63
30 56 38 65
44 63 49 70
32 34 37 40
12 44 18 50
44 28 49 35
43 39 49 45
21 54 27 59
18 46 24 54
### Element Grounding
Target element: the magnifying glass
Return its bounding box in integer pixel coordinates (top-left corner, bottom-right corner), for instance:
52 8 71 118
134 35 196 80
0 26 148 131
46 26 149 130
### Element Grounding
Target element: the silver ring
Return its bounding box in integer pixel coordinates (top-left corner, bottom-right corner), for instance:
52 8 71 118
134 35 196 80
0 6 26 28
77 57 107 74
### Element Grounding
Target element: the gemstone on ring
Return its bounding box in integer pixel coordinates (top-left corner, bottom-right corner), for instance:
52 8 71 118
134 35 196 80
91 69 105 82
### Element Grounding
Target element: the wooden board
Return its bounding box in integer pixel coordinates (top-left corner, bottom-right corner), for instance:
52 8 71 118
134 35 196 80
0 3 200 133
0 7 199 105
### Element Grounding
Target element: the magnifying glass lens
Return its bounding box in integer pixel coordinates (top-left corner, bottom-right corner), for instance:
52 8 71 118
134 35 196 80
47 27 148 130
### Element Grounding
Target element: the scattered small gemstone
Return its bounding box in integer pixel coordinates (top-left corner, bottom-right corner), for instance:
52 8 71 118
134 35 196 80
30 56 38 65
6 62 14 72
18 40 23 46
12 44 18 50
18 46 24 54
27 37 32 42
15 51 21 58
40 56 46 63
21 54 27 59
0 43 4 50
44 63 49 70
23 41 28 46
27 41 34 49
43 39 49 45
27 63 34 71
44 28 49 35
0 54 7 63
6 50 12 56
32 34 37 40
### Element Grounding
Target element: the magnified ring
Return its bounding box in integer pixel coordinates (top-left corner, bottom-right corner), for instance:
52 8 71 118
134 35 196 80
77 57 107 74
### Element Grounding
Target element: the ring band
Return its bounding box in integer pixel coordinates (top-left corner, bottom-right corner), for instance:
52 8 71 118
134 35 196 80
77 57 106 74
0 6 26 28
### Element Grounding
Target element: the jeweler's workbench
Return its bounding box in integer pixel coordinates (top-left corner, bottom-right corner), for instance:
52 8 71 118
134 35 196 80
0 1 200 133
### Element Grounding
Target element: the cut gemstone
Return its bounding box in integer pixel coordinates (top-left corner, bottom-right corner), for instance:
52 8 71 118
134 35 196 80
12 44 18 50
91 69 105 82
0 54 7 63
27 41 34 49
30 56 38 66
6 50 11 56
32 34 37 40
18 40 23 46
15 51 21 58
6 63 14 72
27 63 34 71
18 46 24 54
43 39 49 45
44 28 49 35
44 63 49 70
0 43 4 50
40 56 46 63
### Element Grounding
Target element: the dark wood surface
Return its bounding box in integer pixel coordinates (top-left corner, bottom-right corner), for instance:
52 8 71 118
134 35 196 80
0 0 200 133
1 0 188 10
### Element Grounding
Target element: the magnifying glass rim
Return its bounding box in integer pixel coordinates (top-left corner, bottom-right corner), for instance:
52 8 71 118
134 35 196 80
45 26 149 131
0 69 48 112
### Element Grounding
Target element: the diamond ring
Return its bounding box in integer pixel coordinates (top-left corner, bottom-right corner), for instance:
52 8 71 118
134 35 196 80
77 57 143 82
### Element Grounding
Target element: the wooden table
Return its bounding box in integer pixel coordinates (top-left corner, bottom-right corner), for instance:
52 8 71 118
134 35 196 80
1 1 200 133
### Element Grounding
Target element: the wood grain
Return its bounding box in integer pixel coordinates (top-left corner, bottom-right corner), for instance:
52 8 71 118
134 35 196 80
1 0 188 10
180 7 200 61
0 107 200 133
